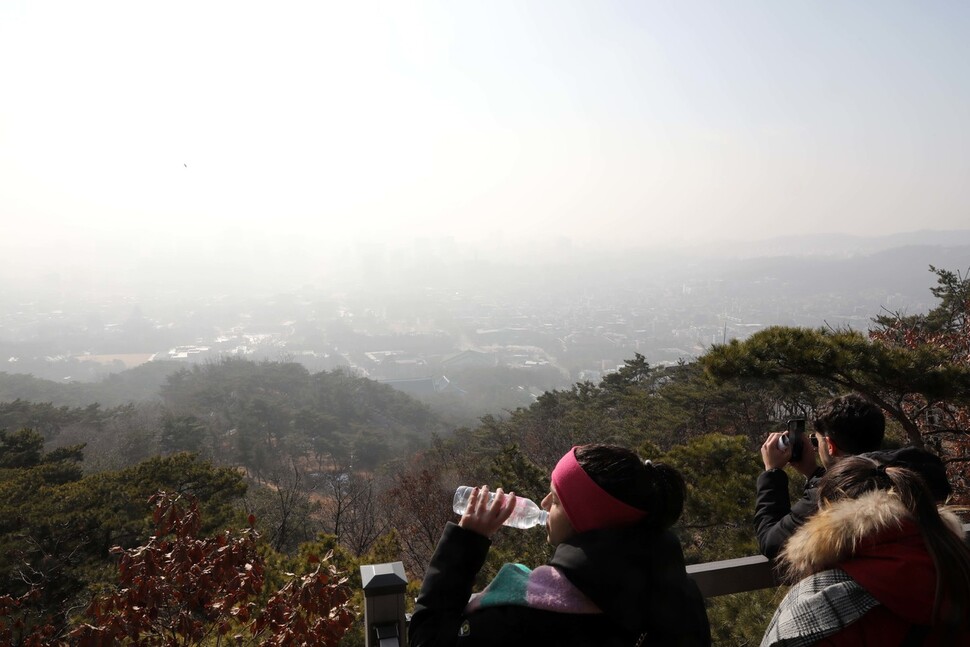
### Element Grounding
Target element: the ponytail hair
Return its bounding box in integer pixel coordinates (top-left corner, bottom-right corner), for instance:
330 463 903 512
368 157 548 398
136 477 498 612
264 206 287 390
819 456 970 632
574 444 686 530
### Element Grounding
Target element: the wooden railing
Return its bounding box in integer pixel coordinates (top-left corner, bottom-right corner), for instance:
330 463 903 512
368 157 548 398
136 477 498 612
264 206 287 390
687 522 970 598
686 553 778 598
360 523 970 647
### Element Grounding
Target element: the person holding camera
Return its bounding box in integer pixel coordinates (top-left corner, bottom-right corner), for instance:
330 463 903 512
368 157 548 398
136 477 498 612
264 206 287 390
755 394 886 559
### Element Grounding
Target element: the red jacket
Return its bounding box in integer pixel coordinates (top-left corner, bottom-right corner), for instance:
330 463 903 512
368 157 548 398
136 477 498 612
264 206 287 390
819 522 966 646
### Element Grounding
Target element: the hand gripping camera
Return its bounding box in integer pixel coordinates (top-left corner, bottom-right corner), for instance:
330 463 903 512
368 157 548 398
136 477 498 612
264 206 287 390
777 418 807 462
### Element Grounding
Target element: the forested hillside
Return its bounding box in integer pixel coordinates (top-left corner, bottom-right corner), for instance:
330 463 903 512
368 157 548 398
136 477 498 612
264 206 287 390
0 359 447 476
158 359 444 470
0 360 182 407
1 266 967 645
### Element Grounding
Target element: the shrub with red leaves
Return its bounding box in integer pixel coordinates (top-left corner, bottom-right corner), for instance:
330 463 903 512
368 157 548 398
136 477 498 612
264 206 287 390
0 589 60 646
870 266 970 504
61 491 355 646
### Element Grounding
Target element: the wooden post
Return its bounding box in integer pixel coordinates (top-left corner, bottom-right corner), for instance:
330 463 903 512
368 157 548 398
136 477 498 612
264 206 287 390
361 561 408 647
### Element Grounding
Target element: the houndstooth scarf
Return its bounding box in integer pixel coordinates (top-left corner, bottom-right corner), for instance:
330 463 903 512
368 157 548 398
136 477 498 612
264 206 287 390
760 568 879 647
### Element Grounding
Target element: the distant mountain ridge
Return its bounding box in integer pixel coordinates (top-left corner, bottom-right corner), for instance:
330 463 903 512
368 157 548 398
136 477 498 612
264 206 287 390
710 244 969 296
696 229 970 259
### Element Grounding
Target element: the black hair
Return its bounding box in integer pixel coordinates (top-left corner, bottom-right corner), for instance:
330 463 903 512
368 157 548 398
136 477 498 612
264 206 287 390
574 444 685 530
818 456 970 633
812 393 885 455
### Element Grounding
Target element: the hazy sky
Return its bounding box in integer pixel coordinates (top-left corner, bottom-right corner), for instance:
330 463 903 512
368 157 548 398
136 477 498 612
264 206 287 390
2 1 969 281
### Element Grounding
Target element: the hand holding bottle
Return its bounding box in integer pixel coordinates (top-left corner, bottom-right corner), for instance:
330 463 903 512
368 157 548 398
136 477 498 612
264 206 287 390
454 485 549 534
457 485 517 538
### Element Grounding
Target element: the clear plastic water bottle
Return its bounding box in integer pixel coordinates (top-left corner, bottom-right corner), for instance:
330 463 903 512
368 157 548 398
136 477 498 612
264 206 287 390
453 485 549 529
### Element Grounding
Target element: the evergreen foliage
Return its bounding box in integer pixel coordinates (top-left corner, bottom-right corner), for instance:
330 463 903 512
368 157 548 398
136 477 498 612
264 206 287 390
702 265 970 502
0 449 247 637
702 325 970 446
0 360 182 408
160 358 446 471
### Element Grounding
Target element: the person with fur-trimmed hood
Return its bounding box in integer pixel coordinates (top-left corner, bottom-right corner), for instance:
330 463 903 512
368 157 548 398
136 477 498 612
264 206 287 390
761 455 970 647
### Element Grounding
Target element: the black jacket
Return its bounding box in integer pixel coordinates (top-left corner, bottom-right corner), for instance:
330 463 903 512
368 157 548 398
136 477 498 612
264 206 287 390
754 467 825 560
409 522 710 647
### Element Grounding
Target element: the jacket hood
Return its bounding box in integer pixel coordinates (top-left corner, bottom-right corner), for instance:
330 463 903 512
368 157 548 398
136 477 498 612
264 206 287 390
550 522 709 644
780 489 965 624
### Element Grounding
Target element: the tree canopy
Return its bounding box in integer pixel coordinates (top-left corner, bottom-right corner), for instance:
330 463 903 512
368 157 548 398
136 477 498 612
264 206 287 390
703 265 970 502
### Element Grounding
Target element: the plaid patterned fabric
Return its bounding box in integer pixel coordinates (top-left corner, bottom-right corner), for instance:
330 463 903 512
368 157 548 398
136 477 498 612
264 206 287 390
760 569 880 647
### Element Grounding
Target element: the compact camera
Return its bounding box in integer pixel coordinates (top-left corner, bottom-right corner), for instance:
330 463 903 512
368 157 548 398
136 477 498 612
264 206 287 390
777 418 807 462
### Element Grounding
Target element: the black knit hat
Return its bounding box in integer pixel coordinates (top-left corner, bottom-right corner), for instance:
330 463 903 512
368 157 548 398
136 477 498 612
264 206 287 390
860 446 952 502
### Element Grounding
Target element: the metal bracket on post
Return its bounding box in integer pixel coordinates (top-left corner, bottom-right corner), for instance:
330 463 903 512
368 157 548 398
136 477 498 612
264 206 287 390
374 622 400 647
361 561 408 647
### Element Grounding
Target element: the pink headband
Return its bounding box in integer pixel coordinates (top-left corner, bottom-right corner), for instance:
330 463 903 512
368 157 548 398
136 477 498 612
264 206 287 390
551 446 648 533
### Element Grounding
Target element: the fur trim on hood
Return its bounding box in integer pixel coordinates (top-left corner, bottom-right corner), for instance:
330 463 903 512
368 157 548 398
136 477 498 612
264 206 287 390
780 489 965 582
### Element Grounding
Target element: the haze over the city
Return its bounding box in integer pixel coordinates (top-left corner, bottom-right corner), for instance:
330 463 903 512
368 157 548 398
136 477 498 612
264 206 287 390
2 1 970 295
